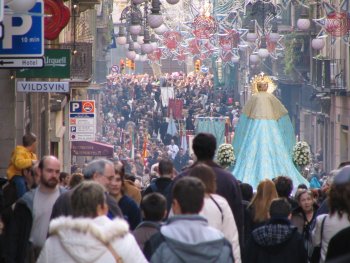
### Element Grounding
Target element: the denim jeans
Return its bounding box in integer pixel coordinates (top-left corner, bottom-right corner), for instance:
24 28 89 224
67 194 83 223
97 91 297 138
11 175 27 198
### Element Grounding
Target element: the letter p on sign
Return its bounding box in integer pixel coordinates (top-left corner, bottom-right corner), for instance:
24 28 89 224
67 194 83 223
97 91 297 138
71 102 80 112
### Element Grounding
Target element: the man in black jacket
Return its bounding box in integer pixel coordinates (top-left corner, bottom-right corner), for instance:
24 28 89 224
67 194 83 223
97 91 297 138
244 198 307 263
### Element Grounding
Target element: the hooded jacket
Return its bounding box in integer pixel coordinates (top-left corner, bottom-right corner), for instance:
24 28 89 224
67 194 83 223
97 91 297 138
37 215 147 263
7 145 37 180
244 218 307 263
144 215 234 263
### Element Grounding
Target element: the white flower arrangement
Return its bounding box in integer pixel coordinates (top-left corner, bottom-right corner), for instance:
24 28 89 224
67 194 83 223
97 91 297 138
293 141 311 167
217 143 235 167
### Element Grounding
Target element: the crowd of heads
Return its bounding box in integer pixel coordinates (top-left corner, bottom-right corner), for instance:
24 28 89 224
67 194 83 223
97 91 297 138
92 73 241 188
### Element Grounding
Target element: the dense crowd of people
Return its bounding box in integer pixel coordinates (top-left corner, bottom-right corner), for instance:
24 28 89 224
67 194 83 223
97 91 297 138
0 72 349 263
0 131 350 263
95 73 240 186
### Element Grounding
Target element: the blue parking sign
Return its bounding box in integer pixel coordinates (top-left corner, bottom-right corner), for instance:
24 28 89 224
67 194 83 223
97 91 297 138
0 0 44 57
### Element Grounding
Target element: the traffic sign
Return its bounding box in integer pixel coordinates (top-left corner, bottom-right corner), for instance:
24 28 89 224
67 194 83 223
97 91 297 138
0 0 44 57
0 57 43 68
111 65 119 73
69 100 96 142
201 65 209 73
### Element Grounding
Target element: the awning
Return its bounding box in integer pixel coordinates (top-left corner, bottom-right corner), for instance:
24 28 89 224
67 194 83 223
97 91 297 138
71 141 114 157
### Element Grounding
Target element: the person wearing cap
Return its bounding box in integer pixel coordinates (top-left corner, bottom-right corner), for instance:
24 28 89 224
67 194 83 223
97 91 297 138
244 198 307 263
312 165 350 263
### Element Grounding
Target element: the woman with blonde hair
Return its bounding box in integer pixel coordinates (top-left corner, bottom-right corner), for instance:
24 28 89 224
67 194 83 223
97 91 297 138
245 179 278 244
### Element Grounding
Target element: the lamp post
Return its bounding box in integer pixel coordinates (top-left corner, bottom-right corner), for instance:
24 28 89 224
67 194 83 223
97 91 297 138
249 0 277 59
117 0 163 54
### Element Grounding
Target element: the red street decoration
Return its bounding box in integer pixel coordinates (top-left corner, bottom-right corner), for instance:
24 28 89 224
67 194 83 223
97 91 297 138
266 37 277 52
175 48 187 62
193 15 217 39
168 99 184 120
219 30 239 51
163 31 182 50
188 39 200 55
147 48 162 61
220 51 233 62
44 0 70 40
324 11 350 37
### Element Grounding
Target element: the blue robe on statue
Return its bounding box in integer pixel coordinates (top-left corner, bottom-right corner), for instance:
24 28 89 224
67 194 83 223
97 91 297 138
231 91 309 189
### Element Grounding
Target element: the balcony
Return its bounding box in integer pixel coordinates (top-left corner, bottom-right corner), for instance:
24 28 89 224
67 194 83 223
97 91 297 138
311 57 348 99
330 59 346 92
312 58 346 91
75 0 101 12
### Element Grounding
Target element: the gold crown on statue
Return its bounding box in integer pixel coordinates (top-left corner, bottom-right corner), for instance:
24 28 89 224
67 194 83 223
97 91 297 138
251 72 276 94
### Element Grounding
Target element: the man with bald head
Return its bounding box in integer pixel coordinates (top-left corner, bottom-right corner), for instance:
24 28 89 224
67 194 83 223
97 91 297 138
6 156 66 263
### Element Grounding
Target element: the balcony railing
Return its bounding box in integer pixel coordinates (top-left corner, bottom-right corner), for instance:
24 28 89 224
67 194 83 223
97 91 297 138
312 58 346 91
330 59 346 90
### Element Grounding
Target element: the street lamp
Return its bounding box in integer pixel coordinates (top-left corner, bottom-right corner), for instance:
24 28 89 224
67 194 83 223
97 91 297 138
116 26 127 45
258 36 269 58
297 8 311 31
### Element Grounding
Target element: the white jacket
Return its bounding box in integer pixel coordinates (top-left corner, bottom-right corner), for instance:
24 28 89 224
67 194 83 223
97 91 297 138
200 194 241 263
37 215 148 263
312 213 350 263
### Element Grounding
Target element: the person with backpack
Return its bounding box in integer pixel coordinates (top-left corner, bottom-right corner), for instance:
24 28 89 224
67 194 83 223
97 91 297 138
142 159 174 213
133 193 167 250
144 177 234 262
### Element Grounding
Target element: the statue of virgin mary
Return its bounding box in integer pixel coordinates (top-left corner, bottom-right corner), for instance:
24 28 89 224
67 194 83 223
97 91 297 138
231 73 309 188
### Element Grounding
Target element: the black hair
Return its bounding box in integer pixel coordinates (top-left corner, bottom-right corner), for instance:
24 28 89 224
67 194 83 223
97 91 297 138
274 176 293 198
192 133 216 160
240 183 253 202
173 177 204 214
141 193 167 221
59 172 70 182
269 198 291 218
297 183 308 190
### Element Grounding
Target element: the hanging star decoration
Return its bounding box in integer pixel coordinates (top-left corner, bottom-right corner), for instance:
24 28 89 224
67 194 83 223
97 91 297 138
314 0 350 45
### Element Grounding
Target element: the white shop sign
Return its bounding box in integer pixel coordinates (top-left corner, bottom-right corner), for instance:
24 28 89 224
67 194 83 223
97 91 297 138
16 81 69 93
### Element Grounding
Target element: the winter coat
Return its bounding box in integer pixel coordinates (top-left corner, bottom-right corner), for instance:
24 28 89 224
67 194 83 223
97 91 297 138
312 213 350 263
144 215 234 263
37 215 147 263
124 180 142 205
7 146 37 180
200 194 241 263
5 187 65 263
244 218 307 263
326 225 350 261
118 195 141 230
